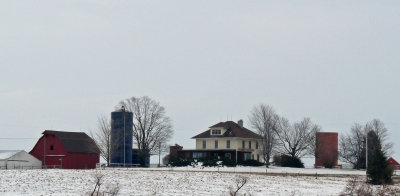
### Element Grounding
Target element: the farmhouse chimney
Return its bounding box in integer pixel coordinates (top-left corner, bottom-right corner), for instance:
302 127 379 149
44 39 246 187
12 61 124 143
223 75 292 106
238 119 243 128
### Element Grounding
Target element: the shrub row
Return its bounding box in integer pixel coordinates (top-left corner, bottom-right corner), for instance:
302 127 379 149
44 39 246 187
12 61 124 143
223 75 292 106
273 154 304 168
169 157 265 167
169 157 237 167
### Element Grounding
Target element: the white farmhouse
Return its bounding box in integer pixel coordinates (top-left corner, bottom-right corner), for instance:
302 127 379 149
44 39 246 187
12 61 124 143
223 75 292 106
171 120 264 163
0 150 42 169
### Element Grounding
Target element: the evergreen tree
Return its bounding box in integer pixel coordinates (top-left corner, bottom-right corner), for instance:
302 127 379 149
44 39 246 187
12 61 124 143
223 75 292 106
367 146 393 185
356 131 380 169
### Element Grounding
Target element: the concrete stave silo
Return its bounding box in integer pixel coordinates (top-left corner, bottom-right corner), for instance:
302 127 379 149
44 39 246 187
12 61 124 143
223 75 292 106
110 107 133 166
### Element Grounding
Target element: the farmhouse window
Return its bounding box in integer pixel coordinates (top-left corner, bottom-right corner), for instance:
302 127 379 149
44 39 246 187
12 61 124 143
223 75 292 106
212 130 221 135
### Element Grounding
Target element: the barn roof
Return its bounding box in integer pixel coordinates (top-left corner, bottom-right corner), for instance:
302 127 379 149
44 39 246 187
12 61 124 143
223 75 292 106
388 157 400 166
0 150 20 160
43 130 100 154
192 121 262 139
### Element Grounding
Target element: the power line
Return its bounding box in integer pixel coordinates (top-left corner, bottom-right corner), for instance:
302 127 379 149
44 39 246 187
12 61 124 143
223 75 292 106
0 138 37 140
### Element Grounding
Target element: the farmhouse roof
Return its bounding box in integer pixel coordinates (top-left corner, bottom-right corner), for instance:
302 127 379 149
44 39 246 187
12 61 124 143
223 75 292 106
42 130 100 154
191 121 262 139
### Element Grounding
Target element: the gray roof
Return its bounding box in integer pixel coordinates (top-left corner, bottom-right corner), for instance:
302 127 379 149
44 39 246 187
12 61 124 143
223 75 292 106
43 130 100 154
0 150 21 160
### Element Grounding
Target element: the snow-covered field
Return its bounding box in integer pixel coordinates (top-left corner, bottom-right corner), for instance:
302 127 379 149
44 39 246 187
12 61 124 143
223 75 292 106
146 166 368 176
0 167 398 195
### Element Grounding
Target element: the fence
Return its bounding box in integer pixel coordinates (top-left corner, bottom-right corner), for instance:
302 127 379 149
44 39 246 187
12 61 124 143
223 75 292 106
43 165 63 169
103 163 141 168
0 166 42 170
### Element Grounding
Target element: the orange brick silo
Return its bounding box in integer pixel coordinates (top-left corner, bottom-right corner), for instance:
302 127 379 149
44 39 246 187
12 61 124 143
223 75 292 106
315 132 338 168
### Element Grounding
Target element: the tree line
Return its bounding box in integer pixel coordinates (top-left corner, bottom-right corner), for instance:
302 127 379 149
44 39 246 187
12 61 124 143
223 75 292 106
249 104 320 167
92 98 394 172
250 104 393 171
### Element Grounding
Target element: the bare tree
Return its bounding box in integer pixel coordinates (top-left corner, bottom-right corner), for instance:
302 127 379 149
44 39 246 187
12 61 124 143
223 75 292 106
154 140 169 167
366 119 393 155
308 124 321 158
90 173 104 196
117 96 173 166
249 104 280 167
339 123 365 169
91 115 112 166
339 119 393 169
229 175 249 196
275 117 320 158
89 173 120 196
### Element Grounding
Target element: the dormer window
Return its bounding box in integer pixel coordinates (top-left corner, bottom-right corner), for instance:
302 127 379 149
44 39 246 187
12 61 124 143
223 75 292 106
211 129 221 135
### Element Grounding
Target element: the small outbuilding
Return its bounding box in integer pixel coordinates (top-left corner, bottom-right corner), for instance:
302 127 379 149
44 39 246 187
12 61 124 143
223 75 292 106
30 130 100 169
387 157 400 170
0 150 42 169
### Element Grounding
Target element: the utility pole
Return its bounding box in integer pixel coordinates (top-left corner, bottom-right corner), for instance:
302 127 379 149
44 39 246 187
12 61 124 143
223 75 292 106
123 106 126 168
158 141 161 167
365 125 368 182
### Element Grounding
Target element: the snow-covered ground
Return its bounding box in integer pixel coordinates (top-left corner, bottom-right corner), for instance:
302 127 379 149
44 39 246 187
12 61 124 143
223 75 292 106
145 165 367 176
0 167 398 195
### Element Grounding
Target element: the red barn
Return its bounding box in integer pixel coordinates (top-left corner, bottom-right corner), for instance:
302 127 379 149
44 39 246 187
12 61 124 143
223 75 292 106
30 130 100 169
315 132 339 168
387 157 400 170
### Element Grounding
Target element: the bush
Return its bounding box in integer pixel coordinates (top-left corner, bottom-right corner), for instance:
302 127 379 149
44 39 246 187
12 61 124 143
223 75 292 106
201 157 218 167
340 177 399 196
367 147 393 185
272 155 281 166
280 155 304 168
220 157 237 167
169 158 193 167
169 157 237 167
240 159 264 167
200 157 237 167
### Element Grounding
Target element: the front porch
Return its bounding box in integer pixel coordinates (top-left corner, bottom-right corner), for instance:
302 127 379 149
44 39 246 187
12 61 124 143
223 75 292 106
176 149 255 163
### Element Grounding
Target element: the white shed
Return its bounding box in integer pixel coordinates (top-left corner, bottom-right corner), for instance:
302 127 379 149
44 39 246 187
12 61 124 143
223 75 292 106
0 150 42 169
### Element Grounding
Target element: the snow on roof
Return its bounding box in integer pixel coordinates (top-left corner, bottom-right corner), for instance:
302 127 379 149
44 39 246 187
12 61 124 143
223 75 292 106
0 150 21 160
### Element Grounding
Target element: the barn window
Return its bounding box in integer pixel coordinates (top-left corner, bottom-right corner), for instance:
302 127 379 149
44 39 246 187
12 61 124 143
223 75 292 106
50 145 54 151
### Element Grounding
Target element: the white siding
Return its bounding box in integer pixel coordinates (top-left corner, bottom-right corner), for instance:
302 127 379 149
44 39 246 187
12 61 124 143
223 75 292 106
0 151 42 169
195 138 264 163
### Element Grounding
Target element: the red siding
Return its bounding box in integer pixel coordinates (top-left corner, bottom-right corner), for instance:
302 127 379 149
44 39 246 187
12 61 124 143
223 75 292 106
64 153 99 169
30 133 99 169
387 157 400 170
387 157 400 166
315 132 338 168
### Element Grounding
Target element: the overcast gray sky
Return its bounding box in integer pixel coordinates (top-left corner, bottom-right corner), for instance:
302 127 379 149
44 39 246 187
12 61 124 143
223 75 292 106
1 1 399 163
